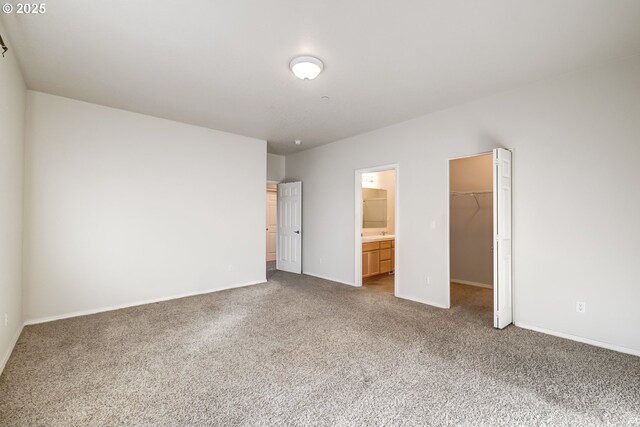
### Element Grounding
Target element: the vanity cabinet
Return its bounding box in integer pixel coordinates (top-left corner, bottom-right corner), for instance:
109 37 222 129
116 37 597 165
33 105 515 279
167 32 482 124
362 250 380 277
362 239 395 278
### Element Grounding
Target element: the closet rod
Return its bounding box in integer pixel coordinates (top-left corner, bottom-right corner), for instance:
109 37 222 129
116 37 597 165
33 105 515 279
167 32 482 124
449 191 492 195
450 191 492 209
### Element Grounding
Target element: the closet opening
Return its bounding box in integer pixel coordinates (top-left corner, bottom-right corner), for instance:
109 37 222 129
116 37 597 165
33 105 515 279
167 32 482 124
449 153 494 322
447 149 513 328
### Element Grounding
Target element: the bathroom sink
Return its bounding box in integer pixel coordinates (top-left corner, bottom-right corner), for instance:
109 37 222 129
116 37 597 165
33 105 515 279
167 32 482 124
362 234 395 243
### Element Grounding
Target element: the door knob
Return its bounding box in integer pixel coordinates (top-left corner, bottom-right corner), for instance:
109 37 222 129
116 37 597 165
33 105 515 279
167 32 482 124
294 230 300 234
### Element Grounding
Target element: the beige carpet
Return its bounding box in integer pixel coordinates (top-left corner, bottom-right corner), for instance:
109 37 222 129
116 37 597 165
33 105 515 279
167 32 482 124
0 271 639 426
450 281 493 319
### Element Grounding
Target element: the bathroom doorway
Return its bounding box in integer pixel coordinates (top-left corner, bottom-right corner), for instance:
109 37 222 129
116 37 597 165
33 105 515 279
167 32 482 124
355 165 399 296
266 183 278 275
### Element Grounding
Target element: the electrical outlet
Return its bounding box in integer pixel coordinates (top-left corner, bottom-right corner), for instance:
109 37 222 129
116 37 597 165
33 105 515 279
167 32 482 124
576 302 586 313
426 276 431 285
319 257 323 265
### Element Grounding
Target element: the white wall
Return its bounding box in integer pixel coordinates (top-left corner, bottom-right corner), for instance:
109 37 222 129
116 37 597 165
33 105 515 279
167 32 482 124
0 21 26 372
24 91 266 322
267 153 285 182
286 56 640 354
449 155 493 286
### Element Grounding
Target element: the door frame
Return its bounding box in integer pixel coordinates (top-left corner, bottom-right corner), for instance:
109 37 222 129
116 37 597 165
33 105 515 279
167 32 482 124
445 150 514 325
445 152 492 308
266 182 278 262
354 164 400 294
267 180 280 262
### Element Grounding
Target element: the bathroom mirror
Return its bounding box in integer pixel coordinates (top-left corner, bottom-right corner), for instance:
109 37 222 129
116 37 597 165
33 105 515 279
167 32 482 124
362 188 387 228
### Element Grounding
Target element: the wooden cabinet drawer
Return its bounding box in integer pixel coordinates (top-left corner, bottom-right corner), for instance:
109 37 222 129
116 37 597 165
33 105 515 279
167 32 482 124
380 260 392 274
379 248 391 261
362 242 380 252
380 240 392 249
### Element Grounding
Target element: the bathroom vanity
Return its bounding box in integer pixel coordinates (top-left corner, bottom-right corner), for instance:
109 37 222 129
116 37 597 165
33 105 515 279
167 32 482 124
362 236 395 278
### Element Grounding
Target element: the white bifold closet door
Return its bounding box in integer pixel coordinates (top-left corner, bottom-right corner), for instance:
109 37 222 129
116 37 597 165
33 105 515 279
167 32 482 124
277 182 302 274
493 148 513 329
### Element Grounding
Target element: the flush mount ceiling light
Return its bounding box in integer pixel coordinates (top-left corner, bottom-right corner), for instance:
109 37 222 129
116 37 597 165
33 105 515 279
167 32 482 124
289 56 324 80
294 140 302 145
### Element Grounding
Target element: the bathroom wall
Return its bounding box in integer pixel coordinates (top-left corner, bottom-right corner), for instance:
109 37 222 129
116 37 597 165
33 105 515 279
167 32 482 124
449 155 493 287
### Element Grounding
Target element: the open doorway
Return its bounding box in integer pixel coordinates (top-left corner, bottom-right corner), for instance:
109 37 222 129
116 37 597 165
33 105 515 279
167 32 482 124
448 149 513 328
449 154 494 321
266 183 277 274
355 165 398 296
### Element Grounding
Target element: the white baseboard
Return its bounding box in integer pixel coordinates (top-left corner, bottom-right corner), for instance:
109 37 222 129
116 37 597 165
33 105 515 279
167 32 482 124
1 324 24 376
303 272 355 287
24 279 266 326
451 279 493 289
515 322 640 357
395 293 449 309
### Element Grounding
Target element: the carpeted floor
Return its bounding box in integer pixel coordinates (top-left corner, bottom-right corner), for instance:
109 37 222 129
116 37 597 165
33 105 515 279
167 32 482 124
1 272 639 426
450 281 493 320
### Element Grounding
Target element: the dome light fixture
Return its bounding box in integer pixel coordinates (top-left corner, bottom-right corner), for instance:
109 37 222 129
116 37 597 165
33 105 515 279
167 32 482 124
289 56 324 80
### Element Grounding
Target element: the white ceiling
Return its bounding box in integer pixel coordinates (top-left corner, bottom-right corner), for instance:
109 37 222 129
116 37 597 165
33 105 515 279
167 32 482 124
3 1 640 154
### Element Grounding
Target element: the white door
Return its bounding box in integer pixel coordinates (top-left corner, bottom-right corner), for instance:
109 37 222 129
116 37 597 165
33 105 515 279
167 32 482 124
266 190 277 262
493 148 513 329
277 182 302 273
